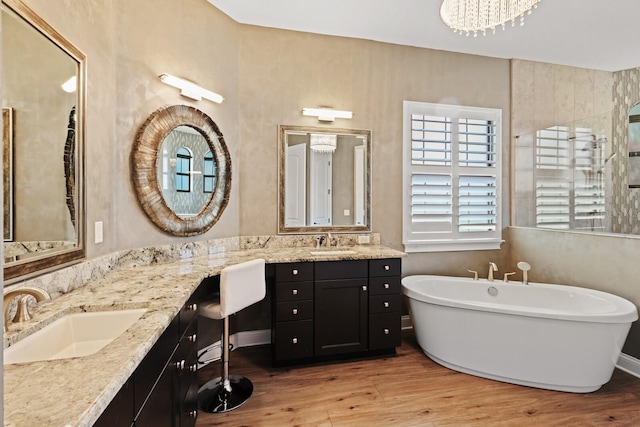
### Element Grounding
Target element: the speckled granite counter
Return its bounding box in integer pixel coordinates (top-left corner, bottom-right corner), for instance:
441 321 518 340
3 244 405 427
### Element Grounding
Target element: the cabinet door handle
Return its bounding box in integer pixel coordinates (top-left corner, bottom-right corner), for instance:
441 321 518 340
292 289 298 295
189 363 198 372
384 265 390 271
189 410 198 419
292 269 298 275
187 303 197 311
384 283 390 289
362 285 367 291
176 360 185 370
384 329 390 335
292 308 298 315
188 334 197 342
292 338 298 344
384 302 390 308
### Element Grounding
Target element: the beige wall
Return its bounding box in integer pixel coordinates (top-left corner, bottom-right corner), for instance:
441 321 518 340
237 26 512 275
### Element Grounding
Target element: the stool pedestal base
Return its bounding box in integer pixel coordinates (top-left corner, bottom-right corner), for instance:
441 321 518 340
197 375 254 413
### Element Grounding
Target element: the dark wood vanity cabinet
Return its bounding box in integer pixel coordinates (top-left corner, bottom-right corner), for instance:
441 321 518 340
95 298 199 427
272 258 402 366
272 262 315 362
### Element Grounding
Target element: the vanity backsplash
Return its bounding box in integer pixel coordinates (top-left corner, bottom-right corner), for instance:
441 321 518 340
5 233 380 300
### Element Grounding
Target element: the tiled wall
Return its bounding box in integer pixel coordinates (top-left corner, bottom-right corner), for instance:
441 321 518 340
611 68 640 233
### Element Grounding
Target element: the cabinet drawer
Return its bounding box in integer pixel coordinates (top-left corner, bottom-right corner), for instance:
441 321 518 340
369 312 401 350
274 320 314 361
176 320 198 362
369 258 401 277
315 260 367 281
369 276 401 295
276 300 313 322
275 280 313 302
275 262 313 282
369 294 402 314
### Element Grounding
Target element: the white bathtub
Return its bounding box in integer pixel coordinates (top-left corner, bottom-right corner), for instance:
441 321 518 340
402 275 638 393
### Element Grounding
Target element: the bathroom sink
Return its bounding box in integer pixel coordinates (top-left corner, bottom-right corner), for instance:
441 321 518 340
4 308 146 365
309 249 358 256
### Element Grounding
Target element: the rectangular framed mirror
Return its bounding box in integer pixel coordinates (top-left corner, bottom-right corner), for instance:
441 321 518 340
278 125 371 234
2 0 85 282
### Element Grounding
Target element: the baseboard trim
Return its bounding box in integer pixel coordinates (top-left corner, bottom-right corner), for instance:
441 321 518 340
198 329 271 367
617 353 640 378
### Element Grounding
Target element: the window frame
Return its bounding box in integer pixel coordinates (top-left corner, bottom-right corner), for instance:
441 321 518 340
402 101 503 253
175 146 192 193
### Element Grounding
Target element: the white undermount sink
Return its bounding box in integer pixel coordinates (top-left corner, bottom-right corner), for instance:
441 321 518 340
309 249 358 256
4 308 147 365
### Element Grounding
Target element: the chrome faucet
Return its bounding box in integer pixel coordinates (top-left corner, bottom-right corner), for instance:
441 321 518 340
3 287 51 332
487 262 498 282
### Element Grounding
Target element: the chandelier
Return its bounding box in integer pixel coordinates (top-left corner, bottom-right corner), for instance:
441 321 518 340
309 133 337 153
440 0 541 37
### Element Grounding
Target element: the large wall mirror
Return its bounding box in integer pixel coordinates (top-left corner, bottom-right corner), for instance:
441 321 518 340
278 125 371 234
132 105 231 236
2 0 86 282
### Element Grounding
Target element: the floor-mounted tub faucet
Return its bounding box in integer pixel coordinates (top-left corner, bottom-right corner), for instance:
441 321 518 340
487 262 498 282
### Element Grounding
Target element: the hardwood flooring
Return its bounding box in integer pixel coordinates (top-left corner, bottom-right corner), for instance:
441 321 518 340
196 331 640 426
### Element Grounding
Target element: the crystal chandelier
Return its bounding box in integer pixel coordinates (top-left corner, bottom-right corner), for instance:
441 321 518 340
309 133 337 153
440 0 541 37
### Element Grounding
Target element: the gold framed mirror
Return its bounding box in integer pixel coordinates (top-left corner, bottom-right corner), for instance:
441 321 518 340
2 0 86 282
278 125 371 234
132 105 231 236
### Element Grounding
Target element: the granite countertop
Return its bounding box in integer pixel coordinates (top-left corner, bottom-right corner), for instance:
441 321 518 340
3 244 405 427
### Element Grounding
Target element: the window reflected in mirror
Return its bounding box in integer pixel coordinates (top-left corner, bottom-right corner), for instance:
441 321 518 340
628 102 640 188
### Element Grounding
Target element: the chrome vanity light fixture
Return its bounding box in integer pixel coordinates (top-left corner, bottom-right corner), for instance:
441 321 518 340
302 107 353 122
159 73 224 103
440 0 541 37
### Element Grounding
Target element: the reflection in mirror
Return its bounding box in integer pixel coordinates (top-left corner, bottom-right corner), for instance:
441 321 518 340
157 125 215 217
512 114 615 233
132 105 231 236
279 125 371 234
2 0 85 282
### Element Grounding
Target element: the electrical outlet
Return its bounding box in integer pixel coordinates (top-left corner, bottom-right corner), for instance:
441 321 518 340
357 235 370 245
94 221 103 244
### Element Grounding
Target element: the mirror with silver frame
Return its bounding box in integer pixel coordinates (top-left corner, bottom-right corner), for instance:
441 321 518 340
2 0 86 283
132 105 231 236
278 125 371 234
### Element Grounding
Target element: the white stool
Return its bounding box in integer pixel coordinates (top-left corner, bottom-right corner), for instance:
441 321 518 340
197 258 266 413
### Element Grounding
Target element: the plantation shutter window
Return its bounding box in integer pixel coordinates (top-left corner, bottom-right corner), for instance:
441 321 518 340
403 101 503 252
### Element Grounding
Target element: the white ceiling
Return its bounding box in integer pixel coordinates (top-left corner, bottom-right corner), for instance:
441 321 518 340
206 0 640 72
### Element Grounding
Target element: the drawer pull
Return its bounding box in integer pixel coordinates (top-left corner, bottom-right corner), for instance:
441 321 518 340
187 303 197 311
188 334 197 342
292 269 298 275
384 302 390 308
384 265 390 271
384 329 390 335
292 308 298 315
189 410 198 419
176 360 185 370
384 283 390 289
362 285 367 291
292 338 298 344
189 363 198 372
292 289 298 295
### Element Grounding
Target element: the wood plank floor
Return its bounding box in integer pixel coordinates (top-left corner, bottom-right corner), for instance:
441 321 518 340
196 331 640 426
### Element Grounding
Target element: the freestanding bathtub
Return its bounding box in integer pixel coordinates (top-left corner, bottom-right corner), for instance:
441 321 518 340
402 275 638 393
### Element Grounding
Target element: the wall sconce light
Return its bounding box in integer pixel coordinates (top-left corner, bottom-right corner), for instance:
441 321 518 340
61 76 77 93
159 73 224 104
302 107 353 122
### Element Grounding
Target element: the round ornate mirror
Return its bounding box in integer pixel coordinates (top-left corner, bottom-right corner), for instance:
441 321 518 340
132 105 231 236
